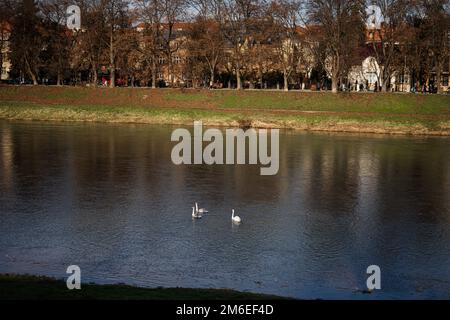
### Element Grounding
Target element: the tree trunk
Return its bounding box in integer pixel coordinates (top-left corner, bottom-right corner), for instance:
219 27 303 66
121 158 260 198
436 63 443 94
56 55 63 86
92 65 98 86
152 58 157 89
283 71 289 91
210 67 215 88
168 56 173 87
0 39 3 79
25 58 37 85
331 74 338 93
380 67 388 92
381 78 388 92
31 74 38 85
258 68 263 89
236 63 242 90
381 70 388 92
56 71 62 86
110 65 115 88
109 30 115 88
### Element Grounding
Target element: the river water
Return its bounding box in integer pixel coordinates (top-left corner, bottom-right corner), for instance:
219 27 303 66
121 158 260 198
0 120 449 299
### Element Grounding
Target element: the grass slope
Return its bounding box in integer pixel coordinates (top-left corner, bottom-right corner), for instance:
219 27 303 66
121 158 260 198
1 86 449 135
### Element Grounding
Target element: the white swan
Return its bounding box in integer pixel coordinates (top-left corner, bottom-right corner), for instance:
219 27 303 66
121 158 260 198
195 202 208 214
192 207 202 219
231 209 241 223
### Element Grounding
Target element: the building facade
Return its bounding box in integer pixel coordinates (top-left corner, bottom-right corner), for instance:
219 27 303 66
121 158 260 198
0 22 11 81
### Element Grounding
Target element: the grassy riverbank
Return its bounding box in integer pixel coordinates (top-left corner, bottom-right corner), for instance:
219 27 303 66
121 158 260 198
1 86 449 135
0 274 287 300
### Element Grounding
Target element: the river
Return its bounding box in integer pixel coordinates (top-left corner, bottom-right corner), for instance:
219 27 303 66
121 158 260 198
0 120 449 299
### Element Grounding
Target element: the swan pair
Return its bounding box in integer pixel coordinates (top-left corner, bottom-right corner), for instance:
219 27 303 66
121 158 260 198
191 207 202 219
195 202 208 214
192 202 208 219
191 202 242 223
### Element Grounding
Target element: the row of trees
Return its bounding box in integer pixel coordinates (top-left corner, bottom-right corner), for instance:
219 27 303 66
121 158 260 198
2 0 449 92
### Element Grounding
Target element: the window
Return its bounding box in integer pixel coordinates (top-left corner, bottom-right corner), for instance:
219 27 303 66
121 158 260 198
158 57 165 64
367 73 377 84
399 74 408 84
173 56 181 64
442 75 448 87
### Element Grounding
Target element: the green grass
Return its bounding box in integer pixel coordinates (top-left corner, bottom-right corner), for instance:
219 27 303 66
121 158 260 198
164 91 212 102
217 91 449 114
0 274 288 300
0 86 449 135
0 102 234 120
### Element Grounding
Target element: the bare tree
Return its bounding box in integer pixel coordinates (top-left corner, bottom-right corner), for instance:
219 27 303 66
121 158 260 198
250 34 277 89
244 3 275 89
304 0 366 92
404 0 449 92
115 26 142 86
188 17 225 87
135 0 165 88
218 0 263 90
368 0 409 92
188 0 225 87
270 0 302 91
40 0 73 85
70 1 108 86
103 0 130 87
161 0 187 87
420 0 449 93
9 0 43 85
